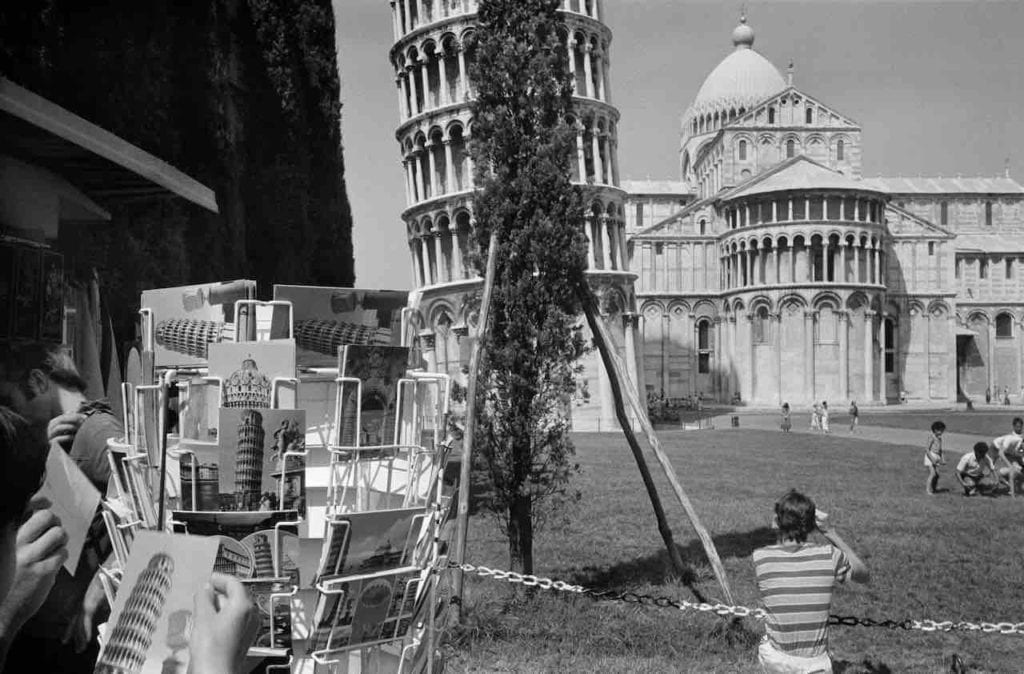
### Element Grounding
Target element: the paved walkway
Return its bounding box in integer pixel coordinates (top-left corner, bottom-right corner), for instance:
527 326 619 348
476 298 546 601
705 411 986 450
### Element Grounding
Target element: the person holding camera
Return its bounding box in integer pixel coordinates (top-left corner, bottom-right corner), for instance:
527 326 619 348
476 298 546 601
753 490 870 673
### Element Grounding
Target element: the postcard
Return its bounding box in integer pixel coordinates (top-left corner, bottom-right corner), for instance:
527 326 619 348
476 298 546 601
242 580 294 656
317 508 425 583
338 345 410 447
272 285 407 368
169 510 300 584
93 530 218 674
217 408 306 512
207 341 298 428
309 567 421 655
38 443 101 573
141 280 256 367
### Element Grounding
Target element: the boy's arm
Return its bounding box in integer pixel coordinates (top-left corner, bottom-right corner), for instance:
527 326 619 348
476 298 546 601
817 525 869 584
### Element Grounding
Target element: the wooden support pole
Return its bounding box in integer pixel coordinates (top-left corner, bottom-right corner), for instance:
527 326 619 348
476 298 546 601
450 230 499 623
575 280 735 604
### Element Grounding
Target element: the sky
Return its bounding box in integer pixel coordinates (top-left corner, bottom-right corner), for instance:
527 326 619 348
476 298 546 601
333 0 1024 290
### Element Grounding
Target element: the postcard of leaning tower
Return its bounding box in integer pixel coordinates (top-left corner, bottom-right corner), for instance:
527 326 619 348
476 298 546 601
94 530 218 674
217 407 307 512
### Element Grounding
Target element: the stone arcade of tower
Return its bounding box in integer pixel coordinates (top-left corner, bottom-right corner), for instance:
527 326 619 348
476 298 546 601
388 0 640 430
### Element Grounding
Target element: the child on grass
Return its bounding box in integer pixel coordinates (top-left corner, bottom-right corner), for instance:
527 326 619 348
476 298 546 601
820 402 830 435
780 403 791 433
810 403 821 431
924 421 946 495
848 401 859 433
955 442 999 497
753 490 870 674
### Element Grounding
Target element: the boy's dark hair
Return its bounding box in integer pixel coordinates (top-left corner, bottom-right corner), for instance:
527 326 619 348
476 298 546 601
931 421 946 433
774 489 816 543
973 441 990 457
0 342 87 402
1013 417 1023 427
0 406 47 528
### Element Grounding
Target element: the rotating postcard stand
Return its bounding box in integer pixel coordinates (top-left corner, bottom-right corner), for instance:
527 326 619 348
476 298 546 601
131 292 305 664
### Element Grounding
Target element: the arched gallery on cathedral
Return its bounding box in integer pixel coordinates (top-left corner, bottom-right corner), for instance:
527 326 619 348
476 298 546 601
391 2 1024 427
624 16 1024 409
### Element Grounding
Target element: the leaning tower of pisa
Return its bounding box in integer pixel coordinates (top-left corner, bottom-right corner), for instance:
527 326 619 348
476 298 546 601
388 0 641 430
95 553 175 673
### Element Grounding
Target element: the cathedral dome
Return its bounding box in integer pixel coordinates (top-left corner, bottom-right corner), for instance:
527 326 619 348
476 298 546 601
683 17 786 130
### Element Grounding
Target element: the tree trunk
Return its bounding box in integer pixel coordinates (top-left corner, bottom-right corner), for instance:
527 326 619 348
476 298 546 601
507 493 534 574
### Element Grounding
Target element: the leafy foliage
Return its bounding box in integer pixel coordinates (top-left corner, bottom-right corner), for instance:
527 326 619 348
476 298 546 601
0 0 354 342
467 0 589 573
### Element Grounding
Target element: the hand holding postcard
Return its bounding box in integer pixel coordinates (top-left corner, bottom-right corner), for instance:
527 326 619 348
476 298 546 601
37 443 101 573
94 530 218 674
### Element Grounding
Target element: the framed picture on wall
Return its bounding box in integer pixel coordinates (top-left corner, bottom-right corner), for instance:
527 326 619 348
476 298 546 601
12 246 42 340
39 251 64 343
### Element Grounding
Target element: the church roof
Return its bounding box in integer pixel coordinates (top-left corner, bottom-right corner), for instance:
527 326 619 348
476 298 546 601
682 17 787 126
621 179 691 196
720 155 884 201
867 176 1024 195
955 234 1024 254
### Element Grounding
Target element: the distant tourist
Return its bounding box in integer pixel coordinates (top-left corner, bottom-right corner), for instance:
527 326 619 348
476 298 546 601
992 417 1024 496
1003 386 1011 406
780 402 791 433
956 442 999 497
753 490 870 673
810 403 821 431
820 401 830 435
986 387 992 405
924 420 947 495
848 401 859 433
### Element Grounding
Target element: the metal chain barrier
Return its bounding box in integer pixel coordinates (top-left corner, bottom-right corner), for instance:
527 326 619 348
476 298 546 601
447 561 1024 636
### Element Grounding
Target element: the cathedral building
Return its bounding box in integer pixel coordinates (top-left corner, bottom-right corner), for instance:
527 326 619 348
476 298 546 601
388 0 641 430
624 16 1024 407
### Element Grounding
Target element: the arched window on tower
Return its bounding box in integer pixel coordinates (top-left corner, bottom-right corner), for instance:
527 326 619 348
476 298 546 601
697 320 713 373
805 107 814 124
699 218 707 235
884 317 896 373
753 306 770 344
738 139 747 161
786 140 795 158
836 140 845 161
767 107 776 125
996 313 1014 339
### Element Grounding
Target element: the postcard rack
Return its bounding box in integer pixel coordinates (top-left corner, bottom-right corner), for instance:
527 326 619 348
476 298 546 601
302 372 451 672
101 282 453 672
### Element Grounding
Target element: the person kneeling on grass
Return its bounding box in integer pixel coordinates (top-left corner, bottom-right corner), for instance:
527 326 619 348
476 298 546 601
753 490 870 674
955 442 1000 497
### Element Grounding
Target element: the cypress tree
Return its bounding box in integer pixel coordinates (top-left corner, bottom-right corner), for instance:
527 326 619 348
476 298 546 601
468 0 588 574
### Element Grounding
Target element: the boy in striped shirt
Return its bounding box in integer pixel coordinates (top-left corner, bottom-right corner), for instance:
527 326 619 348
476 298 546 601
753 490 870 673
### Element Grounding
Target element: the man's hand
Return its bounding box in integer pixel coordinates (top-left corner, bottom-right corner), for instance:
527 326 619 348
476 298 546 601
46 411 85 452
61 570 109 653
189 573 258 674
0 497 68 634
814 509 830 533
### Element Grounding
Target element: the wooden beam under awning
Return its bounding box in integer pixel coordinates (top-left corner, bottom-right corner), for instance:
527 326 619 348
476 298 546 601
0 77 218 213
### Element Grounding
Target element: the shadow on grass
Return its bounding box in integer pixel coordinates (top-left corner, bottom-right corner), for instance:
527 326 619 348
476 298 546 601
677 526 777 562
568 526 776 600
833 658 894 674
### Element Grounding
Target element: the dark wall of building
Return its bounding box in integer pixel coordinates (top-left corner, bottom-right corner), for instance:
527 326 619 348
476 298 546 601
0 0 356 342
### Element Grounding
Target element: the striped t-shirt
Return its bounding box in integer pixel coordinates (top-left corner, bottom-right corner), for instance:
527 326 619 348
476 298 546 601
753 543 851 658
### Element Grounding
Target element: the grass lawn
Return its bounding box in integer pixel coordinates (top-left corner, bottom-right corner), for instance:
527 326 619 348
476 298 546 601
446 430 1024 673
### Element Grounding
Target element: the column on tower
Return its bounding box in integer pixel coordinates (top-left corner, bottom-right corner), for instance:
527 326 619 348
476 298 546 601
590 124 603 184
575 124 586 183
434 230 446 283
594 47 606 101
567 38 577 94
443 139 455 195
437 47 449 106
457 45 468 101
427 140 439 197
583 43 595 98
419 56 431 110
864 310 874 401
